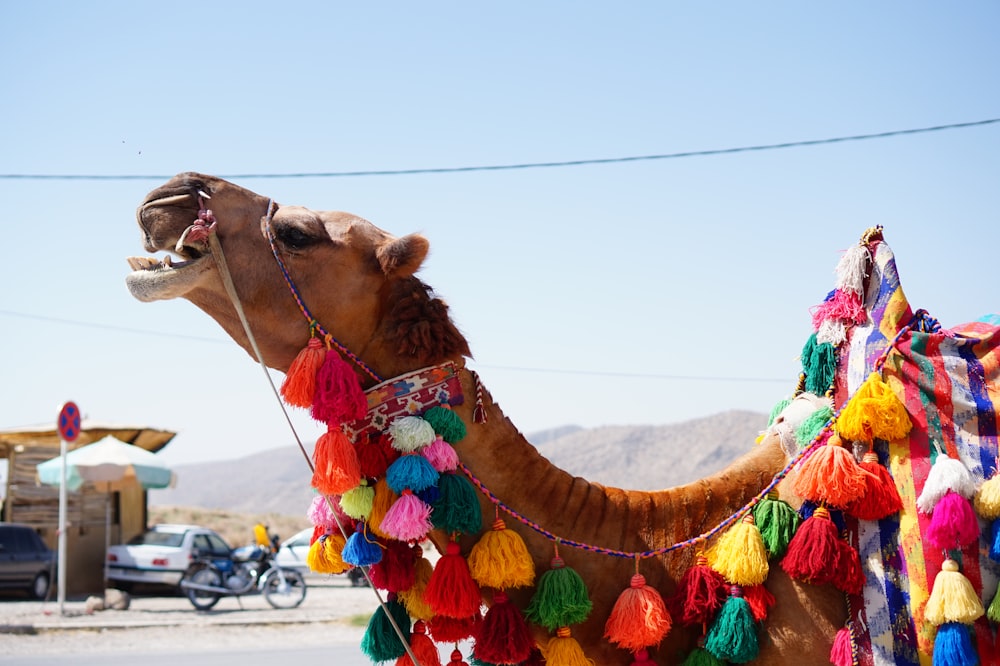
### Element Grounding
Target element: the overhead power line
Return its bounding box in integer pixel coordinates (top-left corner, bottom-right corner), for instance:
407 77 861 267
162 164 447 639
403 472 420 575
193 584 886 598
1 118 997 181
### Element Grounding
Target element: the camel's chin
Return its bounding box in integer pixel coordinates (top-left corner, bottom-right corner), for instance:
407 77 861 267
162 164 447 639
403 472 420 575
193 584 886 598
125 255 212 302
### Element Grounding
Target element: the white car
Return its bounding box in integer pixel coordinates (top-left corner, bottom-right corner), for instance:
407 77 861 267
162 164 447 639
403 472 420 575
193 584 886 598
107 524 232 589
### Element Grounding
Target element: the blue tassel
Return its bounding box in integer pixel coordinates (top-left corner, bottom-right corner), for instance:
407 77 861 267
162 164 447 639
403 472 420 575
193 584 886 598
342 523 383 566
932 622 977 666
386 453 440 494
415 483 441 505
990 518 1000 561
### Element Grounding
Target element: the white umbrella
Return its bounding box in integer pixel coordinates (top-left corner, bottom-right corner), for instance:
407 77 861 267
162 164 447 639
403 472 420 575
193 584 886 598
36 435 176 588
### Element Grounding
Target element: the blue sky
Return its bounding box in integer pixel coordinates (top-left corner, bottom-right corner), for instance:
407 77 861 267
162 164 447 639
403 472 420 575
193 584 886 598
1 2 998 468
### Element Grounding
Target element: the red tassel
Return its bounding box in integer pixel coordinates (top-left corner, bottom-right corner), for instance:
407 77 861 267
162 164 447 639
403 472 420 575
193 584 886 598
429 611 482 643
630 648 657 665
742 584 776 622
424 540 482 618
355 431 400 479
473 590 535 664
447 648 470 666
311 428 362 495
833 539 865 596
280 337 326 407
370 539 419 593
604 573 672 652
395 620 442 666
829 626 854 666
667 553 727 627
846 450 903 520
311 348 368 425
792 434 868 509
926 490 980 550
781 506 840 585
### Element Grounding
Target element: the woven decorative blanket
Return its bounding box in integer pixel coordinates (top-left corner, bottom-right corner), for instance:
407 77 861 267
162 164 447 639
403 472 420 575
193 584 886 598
840 238 1000 665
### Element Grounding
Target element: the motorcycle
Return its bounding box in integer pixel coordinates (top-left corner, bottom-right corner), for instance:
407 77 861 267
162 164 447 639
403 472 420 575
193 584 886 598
179 524 307 611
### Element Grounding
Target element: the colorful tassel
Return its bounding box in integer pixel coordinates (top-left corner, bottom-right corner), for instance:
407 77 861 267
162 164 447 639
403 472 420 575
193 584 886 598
368 478 399 540
395 620 441 666
422 435 461 472
389 415 437 452
525 555 593 630
845 449 903 521
665 553 726 627
837 372 912 444
542 627 591 666
429 611 481 643
752 492 800 558
398 555 436 621
386 453 441 494
991 518 1000 562
817 318 848 346
603 573 672 652
355 430 399 479
801 334 837 396
629 648 657 666
926 490 981 550
311 428 362 496
832 539 865 596
342 522 383 567
987 581 1000 622
792 433 868 508
311 348 367 425
829 626 854 666
340 480 375 520
280 336 326 408
794 405 834 448
707 514 769 586
448 648 470 666
781 506 839 585
473 590 536 665
305 533 350 574
432 472 484 535
423 405 468 443
704 586 759 663
307 493 352 531
380 489 434 542
369 539 419 593
424 540 483 618
361 595 412 662
833 243 869 294
932 622 978 666
917 455 978 513
741 583 776 622
468 518 536 589
681 646 724 666
975 470 1000 519
924 559 985 626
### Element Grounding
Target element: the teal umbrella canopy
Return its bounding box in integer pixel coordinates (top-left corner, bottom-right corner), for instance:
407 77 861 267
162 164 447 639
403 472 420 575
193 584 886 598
36 435 175 491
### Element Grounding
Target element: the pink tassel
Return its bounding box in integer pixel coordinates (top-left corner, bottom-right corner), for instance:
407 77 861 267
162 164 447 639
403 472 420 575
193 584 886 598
380 489 434 542
829 626 854 666
811 289 866 330
926 490 980 550
630 649 657 665
307 494 353 531
422 435 460 473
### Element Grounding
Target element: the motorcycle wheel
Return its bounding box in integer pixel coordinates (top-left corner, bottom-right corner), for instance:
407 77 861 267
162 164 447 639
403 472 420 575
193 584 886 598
263 569 306 609
184 562 223 611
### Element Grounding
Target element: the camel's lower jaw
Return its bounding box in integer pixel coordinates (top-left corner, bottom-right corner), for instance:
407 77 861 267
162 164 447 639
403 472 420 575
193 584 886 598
125 254 212 302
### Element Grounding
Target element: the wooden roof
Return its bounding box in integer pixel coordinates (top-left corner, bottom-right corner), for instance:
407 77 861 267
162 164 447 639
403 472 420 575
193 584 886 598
0 420 176 457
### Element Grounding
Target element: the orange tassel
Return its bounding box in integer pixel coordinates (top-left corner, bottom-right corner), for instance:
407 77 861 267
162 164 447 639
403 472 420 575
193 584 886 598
395 620 442 666
603 572 672 652
311 427 362 496
280 337 326 408
367 477 399 540
846 449 902 520
792 434 868 508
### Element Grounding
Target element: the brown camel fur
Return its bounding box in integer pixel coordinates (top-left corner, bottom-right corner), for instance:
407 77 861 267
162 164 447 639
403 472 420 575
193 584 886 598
127 173 846 664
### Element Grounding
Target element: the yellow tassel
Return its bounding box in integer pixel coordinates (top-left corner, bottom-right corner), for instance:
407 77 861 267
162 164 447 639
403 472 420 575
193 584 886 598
398 555 436 621
974 473 1000 520
707 514 769 586
467 518 536 589
306 533 349 574
367 477 398 540
542 627 594 666
924 559 984 626
838 372 912 443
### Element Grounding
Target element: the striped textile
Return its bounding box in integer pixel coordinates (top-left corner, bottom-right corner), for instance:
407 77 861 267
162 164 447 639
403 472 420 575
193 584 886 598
839 239 1000 665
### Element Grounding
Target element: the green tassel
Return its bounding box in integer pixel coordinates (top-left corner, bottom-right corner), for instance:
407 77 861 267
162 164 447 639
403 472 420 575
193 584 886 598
988 584 1000 623
361 597 411 662
682 646 726 666
795 405 834 448
422 406 467 444
431 472 483 535
340 479 375 520
752 492 801 559
800 333 818 381
805 341 837 396
705 591 759 664
768 397 792 427
524 556 593 630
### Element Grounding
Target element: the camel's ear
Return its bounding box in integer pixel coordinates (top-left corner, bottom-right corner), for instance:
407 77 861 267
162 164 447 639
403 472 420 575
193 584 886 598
377 233 429 277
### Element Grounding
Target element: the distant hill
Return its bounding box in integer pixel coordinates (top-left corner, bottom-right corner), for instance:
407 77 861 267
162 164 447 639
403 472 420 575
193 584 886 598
148 410 767 517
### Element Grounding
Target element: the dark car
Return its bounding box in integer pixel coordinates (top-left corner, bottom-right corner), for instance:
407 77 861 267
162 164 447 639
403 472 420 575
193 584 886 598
0 523 56 599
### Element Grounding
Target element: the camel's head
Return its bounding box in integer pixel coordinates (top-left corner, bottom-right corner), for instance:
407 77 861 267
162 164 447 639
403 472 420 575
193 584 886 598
127 172 467 378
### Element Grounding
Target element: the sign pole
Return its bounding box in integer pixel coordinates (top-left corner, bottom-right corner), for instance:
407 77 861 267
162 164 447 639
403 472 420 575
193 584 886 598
56 402 80 616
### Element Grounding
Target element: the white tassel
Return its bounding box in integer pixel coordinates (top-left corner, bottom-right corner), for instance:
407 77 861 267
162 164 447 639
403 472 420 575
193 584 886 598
817 318 848 346
387 415 436 452
834 244 870 296
917 455 978 513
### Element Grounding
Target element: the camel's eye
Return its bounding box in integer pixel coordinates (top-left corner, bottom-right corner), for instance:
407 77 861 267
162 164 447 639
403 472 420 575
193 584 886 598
273 224 318 252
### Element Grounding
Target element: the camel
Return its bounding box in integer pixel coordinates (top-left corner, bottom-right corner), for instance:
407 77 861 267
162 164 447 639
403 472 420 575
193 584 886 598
125 173 926 665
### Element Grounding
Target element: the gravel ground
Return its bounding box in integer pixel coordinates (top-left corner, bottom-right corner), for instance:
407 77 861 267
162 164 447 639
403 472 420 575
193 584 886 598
1 578 381 657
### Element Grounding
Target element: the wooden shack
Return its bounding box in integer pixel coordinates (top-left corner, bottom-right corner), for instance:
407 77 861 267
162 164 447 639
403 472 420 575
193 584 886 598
0 421 175 595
